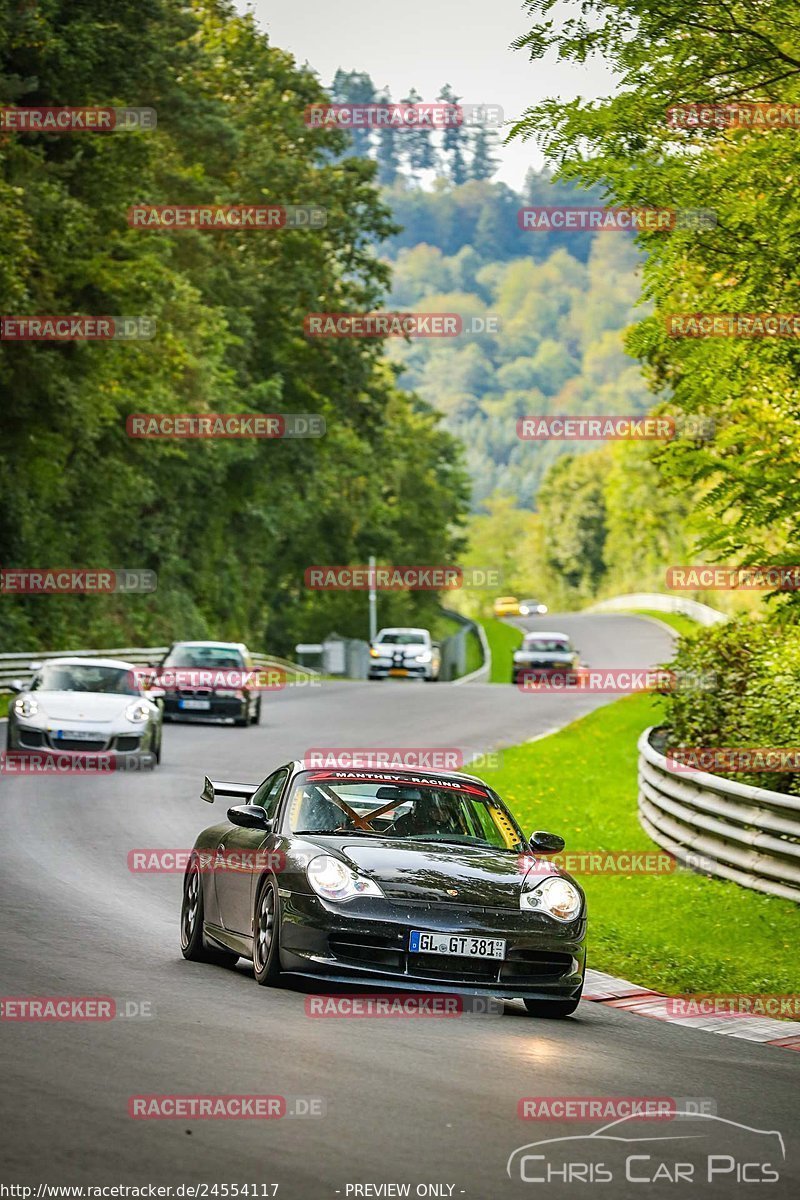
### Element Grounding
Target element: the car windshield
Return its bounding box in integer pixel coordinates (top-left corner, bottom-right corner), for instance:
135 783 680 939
523 638 570 652
289 775 525 850
162 645 245 669
30 664 139 695
377 633 426 645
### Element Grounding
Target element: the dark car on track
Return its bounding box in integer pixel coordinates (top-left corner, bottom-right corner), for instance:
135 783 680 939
158 640 262 726
180 763 586 1016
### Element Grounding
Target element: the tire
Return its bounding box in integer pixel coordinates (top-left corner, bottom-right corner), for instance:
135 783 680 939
252 875 282 985
5 719 14 751
152 726 162 765
523 996 580 1018
250 697 261 726
180 860 239 966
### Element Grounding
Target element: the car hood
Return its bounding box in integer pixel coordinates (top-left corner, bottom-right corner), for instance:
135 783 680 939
26 691 137 722
299 836 565 906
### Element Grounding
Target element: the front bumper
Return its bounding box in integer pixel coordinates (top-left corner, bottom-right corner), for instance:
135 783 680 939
163 692 248 722
369 657 434 679
12 720 151 756
279 891 586 1000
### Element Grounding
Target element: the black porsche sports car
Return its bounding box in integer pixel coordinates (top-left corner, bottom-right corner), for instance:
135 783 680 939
180 762 586 1016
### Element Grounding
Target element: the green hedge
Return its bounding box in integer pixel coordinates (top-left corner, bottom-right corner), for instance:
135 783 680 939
662 617 800 795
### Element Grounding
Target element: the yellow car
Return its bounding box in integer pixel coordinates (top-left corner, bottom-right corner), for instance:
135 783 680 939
493 596 521 617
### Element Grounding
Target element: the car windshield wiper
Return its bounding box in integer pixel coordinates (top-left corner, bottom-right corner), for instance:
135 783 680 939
294 828 382 836
403 835 497 848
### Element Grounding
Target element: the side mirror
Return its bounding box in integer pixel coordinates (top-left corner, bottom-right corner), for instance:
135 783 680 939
7 679 26 694
529 830 565 855
227 804 273 831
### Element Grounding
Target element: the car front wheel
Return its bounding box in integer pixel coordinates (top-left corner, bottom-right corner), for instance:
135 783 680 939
253 876 282 986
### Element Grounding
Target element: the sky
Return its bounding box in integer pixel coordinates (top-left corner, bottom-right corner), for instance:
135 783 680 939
234 0 617 190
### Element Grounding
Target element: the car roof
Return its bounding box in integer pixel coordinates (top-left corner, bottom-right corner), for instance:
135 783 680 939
168 640 248 650
376 627 428 636
523 631 571 640
34 656 138 670
289 760 487 788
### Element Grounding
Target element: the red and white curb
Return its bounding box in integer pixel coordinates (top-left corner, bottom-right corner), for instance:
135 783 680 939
584 968 800 1051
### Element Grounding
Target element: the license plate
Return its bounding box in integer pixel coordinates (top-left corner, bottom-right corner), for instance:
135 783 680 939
389 668 408 677
409 931 506 959
179 699 211 710
54 729 99 741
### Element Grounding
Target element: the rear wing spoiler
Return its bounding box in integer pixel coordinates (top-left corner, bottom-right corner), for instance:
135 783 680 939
201 776 259 805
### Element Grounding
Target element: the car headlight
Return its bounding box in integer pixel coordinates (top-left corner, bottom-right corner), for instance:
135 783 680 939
125 701 151 722
369 647 381 658
14 696 39 719
521 876 582 921
415 651 432 663
307 855 384 902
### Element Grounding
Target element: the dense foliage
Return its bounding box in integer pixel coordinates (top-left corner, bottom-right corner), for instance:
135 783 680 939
0 0 469 653
511 0 800 605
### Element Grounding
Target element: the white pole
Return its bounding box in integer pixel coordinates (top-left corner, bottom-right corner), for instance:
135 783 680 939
368 554 377 643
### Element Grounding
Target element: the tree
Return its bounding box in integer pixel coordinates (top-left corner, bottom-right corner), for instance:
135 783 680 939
400 86 438 181
468 125 499 181
438 83 469 185
510 0 800 609
330 68 376 159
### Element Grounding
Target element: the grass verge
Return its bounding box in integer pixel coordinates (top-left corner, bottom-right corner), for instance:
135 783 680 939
472 692 799 995
479 618 523 683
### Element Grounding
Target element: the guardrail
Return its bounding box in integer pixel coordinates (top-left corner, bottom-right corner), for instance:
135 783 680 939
439 608 487 683
638 726 800 902
0 646 318 692
588 593 728 626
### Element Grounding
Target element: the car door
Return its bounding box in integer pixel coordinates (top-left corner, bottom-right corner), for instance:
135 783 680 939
213 768 289 935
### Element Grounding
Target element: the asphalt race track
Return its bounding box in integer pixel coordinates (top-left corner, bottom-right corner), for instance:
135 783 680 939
1 615 797 1197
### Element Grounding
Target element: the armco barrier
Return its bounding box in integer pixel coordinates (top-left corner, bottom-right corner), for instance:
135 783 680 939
589 593 727 626
439 608 487 682
0 646 318 693
638 726 800 902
